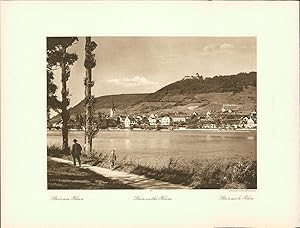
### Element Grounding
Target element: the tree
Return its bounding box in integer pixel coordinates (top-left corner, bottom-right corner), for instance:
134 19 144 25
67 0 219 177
47 69 61 121
47 37 78 152
84 37 97 153
74 114 84 130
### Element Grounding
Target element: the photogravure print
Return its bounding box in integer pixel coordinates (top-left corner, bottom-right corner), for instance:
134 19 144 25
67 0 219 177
47 37 257 190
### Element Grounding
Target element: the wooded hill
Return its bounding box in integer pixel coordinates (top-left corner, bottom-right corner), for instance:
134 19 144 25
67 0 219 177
50 72 256 122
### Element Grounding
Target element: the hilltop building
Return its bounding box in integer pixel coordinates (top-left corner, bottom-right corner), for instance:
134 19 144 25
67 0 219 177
182 73 204 80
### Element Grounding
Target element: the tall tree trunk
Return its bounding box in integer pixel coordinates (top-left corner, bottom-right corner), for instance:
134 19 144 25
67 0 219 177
85 37 92 154
61 46 69 153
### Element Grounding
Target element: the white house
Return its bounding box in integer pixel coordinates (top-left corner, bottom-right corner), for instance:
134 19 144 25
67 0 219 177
246 118 255 128
172 116 186 123
206 111 211 117
52 120 63 129
124 116 135 128
148 117 157 126
161 116 171 126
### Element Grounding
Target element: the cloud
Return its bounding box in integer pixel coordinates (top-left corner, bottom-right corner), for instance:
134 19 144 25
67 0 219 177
220 43 234 49
107 76 159 87
201 43 234 56
202 45 216 52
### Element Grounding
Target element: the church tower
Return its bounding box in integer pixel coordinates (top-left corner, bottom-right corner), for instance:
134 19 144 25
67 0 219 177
110 99 116 117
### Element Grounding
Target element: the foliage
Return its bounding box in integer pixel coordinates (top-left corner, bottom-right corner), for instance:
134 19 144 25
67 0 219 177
125 158 257 189
46 37 79 113
74 114 84 129
47 145 70 157
47 69 61 119
47 37 79 152
84 40 97 69
83 38 99 153
47 37 78 69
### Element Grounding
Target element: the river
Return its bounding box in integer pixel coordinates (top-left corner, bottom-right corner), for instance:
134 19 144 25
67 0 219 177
48 129 256 166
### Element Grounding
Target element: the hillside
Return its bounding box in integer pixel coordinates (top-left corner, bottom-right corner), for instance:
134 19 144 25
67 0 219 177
145 72 256 102
68 93 148 119
124 87 256 116
50 72 256 122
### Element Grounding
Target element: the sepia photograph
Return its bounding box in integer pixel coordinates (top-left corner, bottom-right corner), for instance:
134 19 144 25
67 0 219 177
47 37 257 189
2 1 300 227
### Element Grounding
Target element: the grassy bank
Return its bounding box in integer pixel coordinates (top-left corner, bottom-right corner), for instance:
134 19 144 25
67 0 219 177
47 145 256 189
113 156 256 189
47 157 135 189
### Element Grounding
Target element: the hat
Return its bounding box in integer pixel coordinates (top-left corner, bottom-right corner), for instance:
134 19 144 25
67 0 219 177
73 139 78 142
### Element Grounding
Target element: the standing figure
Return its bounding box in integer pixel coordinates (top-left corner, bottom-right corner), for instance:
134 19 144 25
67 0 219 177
109 150 117 170
71 139 82 167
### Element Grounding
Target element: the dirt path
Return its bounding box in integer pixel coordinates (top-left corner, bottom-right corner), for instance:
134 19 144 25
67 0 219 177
50 157 191 189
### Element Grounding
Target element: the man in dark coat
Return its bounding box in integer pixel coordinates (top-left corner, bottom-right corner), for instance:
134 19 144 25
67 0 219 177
71 139 82 167
109 150 117 170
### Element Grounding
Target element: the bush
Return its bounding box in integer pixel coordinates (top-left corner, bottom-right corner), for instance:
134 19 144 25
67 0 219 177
124 157 257 189
47 145 69 158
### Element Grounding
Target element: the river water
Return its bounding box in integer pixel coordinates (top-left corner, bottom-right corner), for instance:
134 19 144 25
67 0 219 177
48 129 256 166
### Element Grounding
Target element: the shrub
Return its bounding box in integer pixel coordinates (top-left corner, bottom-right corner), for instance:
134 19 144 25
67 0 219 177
47 145 69 158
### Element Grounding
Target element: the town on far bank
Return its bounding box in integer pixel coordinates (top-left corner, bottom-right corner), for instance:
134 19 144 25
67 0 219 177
48 103 257 131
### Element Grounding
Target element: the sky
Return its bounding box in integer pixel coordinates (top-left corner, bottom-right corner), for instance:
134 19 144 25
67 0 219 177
51 37 256 109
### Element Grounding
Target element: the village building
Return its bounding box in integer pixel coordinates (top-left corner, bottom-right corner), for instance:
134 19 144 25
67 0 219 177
246 118 255 128
51 120 63 129
188 112 199 120
200 120 217 129
206 111 211 117
222 107 233 113
205 111 216 121
124 116 136 128
148 116 157 126
224 119 241 129
161 116 171 126
171 115 186 123
250 108 257 118
118 116 126 123
135 116 143 121
222 104 240 114
241 116 249 124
